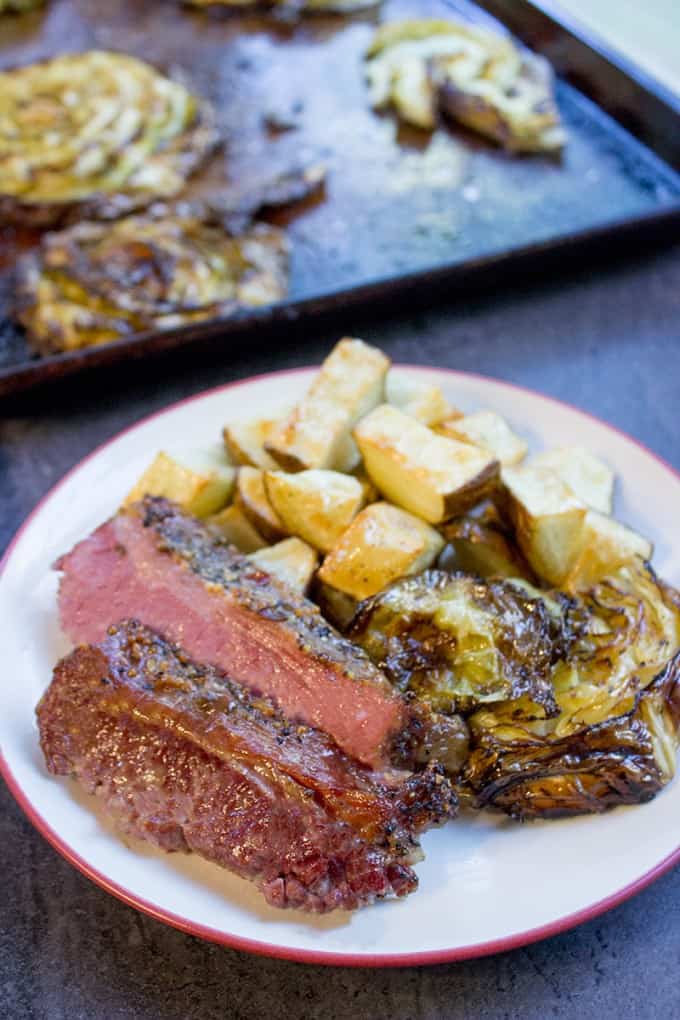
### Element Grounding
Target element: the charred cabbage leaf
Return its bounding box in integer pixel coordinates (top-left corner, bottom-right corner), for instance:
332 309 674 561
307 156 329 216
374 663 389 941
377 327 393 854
464 564 680 818
17 204 289 353
0 51 218 226
215 163 326 235
365 18 565 152
349 570 578 716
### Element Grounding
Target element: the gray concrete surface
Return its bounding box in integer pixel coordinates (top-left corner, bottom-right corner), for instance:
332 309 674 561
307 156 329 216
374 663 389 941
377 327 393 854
1 245 679 1019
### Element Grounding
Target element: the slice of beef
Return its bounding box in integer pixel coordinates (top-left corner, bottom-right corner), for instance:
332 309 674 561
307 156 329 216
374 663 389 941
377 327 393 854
37 620 456 912
57 497 468 771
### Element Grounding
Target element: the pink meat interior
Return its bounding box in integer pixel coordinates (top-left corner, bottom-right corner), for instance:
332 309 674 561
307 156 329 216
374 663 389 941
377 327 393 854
57 513 405 766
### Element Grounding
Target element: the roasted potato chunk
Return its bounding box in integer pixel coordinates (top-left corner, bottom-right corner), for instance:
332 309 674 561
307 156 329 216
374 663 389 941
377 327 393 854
223 417 282 471
265 338 390 472
350 571 578 715
354 404 499 524
565 511 653 592
248 537 318 594
530 446 614 514
385 370 455 425
235 467 286 542
124 450 235 517
440 411 527 467
502 465 587 585
264 470 364 553
209 504 267 553
318 502 444 600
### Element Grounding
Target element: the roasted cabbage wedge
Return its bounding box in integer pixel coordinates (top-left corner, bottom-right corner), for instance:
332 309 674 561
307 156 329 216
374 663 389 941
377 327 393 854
365 18 565 152
350 570 578 716
464 564 680 818
17 206 288 353
0 52 217 226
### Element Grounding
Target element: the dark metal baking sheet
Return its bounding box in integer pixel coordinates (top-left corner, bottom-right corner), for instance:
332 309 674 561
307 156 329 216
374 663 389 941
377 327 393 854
1 0 678 398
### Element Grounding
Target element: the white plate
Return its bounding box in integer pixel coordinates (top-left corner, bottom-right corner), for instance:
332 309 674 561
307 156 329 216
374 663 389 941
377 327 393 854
1 366 679 967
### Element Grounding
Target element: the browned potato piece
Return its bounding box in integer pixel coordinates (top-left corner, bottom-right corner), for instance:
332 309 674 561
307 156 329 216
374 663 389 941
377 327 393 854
440 410 528 467
265 338 390 471
385 370 456 425
264 470 364 553
124 450 235 517
248 537 318 594
235 466 286 542
354 404 499 524
209 504 267 553
318 501 444 600
565 511 653 591
502 465 587 584
530 446 614 515
223 417 282 471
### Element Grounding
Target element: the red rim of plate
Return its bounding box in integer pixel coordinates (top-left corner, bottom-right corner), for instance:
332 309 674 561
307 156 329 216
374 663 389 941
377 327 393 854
1 364 679 968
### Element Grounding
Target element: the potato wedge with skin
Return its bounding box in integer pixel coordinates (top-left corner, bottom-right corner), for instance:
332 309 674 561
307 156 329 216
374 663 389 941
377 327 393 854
530 446 614 515
385 369 458 426
502 465 587 585
124 450 235 517
265 338 390 471
209 503 267 553
354 404 499 524
248 537 318 595
264 470 364 553
223 418 281 471
564 511 653 592
235 466 286 542
439 410 528 467
318 501 444 600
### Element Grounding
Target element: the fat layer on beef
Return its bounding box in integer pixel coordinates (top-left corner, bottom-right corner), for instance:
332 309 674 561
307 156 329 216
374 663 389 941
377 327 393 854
37 620 456 912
